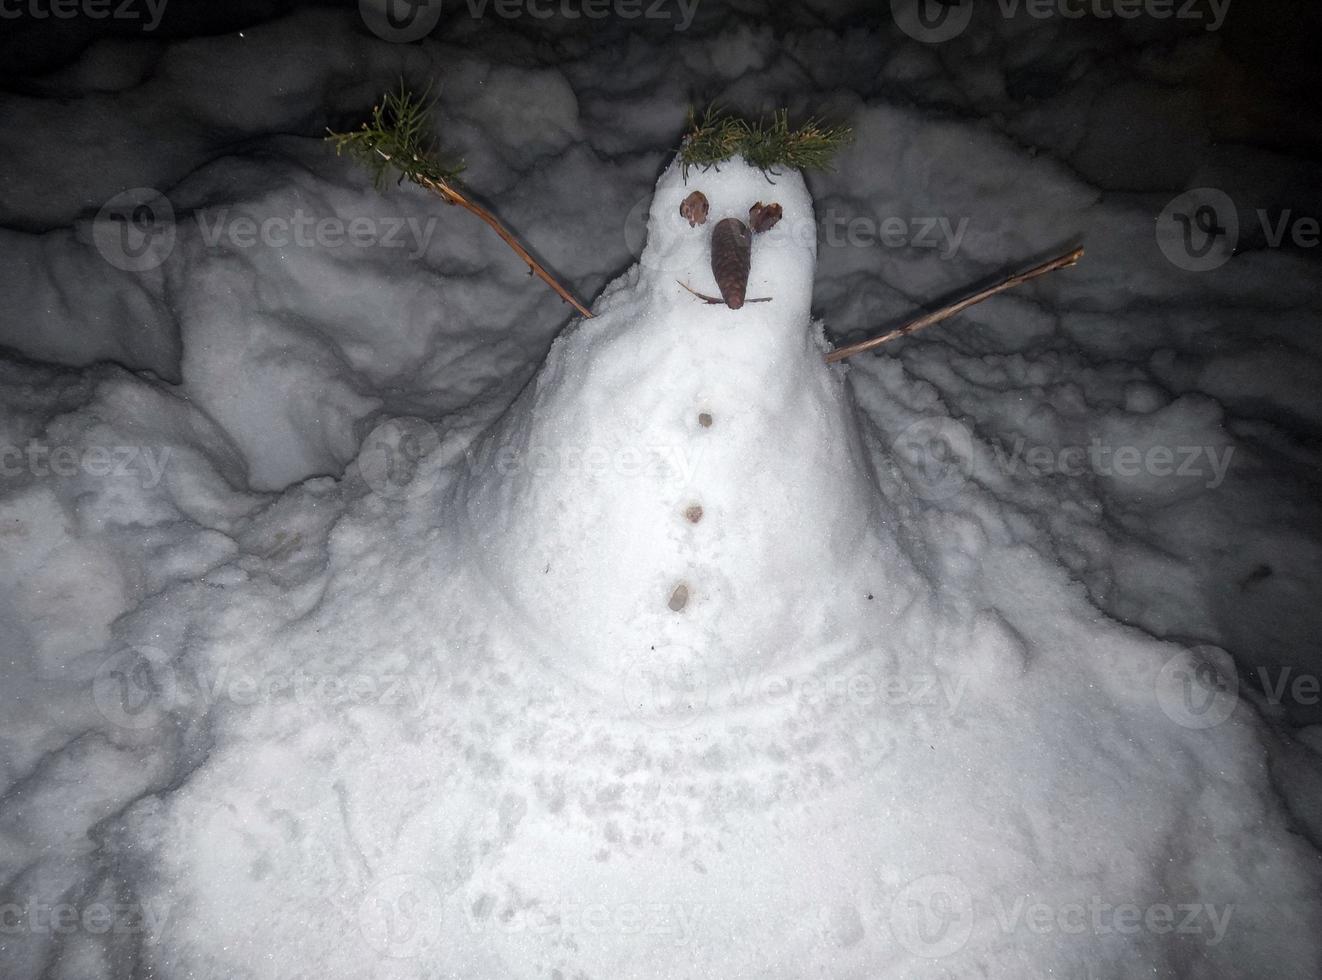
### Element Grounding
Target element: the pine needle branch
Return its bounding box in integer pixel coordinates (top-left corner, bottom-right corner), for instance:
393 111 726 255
328 84 593 318
327 83 463 190
680 105 852 179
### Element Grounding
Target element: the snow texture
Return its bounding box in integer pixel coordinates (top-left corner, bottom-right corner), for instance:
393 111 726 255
1 4 1321 979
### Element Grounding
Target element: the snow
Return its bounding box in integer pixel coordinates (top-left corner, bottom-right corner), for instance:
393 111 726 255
2 4 1322 979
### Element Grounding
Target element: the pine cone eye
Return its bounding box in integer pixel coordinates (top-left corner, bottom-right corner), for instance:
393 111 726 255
680 190 709 227
749 202 782 234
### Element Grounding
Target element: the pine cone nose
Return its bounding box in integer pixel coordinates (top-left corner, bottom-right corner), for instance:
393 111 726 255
710 217 752 310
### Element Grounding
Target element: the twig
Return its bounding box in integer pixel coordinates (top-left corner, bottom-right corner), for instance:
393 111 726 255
415 170 594 318
824 246 1083 364
328 85 593 319
676 280 772 305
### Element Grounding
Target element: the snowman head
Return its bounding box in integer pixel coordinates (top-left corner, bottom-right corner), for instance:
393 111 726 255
636 155 817 326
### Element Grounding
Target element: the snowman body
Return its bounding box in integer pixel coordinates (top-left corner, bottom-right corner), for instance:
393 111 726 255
458 156 915 702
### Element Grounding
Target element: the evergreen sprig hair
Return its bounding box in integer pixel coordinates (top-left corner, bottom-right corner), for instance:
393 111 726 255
679 106 852 179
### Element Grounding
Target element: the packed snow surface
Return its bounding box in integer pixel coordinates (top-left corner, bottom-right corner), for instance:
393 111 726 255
2 5 1322 980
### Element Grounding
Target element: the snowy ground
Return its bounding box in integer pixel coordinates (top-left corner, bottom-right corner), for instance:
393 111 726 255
2 2 1322 978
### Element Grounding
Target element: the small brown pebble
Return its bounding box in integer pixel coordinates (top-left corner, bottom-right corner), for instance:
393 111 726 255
749 201 782 234
698 412 713 428
668 583 689 612
685 505 703 523
679 190 709 227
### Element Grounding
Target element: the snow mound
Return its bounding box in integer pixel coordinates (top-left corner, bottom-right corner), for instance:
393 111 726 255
96 155 1322 980
3 9 1322 978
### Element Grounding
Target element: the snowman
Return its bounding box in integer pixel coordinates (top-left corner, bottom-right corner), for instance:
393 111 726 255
455 153 923 720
